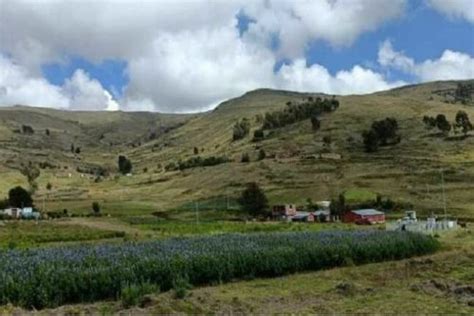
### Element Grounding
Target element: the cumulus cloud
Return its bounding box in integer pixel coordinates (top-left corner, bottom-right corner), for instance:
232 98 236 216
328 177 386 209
378 40 474 81
275 59 405 94
0 55 119 110
0 0 411 112
427 0 474 23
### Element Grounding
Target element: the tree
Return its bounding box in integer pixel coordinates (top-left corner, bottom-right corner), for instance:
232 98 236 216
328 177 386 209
310 115 321 131
329 193 346 218
20 163 40 192
21 125 34 135
238 182 268 217
436 114 451 135
45 129 50 136
118 155 133 174
371 118 398 145
241 153 250 163
92 202 101 215
323 135 332 147
258 149 266 161
422 116 437 130
455 111 473 136
8 186 33 208
362 129 379 153
71 144 75 153
193 147 199 155
46 182 52 191
253 129 264 141
232 119 250 141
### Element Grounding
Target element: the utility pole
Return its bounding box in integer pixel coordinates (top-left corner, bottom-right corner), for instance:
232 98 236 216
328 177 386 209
440 169 447 221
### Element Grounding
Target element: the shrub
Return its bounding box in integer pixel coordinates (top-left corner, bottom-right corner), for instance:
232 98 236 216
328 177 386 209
118 155 133 174
233 119 250 141
120 282 159 308
253 129 264 141
241 153 250 163
257 149 266 161
92 202 101 215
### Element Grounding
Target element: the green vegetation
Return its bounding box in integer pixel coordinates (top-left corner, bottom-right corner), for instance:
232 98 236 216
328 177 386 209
118 155 133 174
362 117 400 152
233 118 250 141
238 182 268 217
0 221 125 249
0 230 438 308
7 186 33 208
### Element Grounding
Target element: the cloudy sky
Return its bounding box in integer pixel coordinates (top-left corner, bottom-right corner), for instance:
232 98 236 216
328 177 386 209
0 0 473 113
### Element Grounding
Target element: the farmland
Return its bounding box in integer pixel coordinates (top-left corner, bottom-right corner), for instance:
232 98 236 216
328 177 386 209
0 230 439 309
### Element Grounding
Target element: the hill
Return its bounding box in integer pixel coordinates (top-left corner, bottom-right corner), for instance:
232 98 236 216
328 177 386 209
0 80 473 218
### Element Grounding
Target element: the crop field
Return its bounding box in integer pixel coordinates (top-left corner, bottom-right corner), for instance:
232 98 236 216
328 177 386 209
0 221 125 249
0 230 438 309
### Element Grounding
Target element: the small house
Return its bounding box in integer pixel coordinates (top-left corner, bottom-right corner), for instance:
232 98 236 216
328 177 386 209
3 208 22 219
344 209 385 224
313 210 331 222
291 212 315 222
272 204 297 219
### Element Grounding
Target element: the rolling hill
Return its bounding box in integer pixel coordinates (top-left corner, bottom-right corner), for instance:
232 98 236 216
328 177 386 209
0 80 473 219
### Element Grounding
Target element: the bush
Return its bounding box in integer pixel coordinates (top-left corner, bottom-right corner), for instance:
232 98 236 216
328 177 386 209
172 276 191 299
0 231 439 309
118 155 132 174
241 153 250 163
233 119 250 141
120 282 159 308
92 202 101 215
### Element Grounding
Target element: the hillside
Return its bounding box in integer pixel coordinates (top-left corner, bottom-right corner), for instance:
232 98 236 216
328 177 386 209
0 80 473 218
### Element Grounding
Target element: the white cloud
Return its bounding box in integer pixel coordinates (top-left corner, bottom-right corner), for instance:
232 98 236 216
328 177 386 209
275 59 405 95
427 0 474 23
378 40 474 81
63 69 119 111
0 55 69 108
0 0 409 112
0 55 119 110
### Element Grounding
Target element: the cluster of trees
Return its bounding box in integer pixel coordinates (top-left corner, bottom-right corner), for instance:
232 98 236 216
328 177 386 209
118 155 133 174
20 162 40 193
233 118 250 141
362 117 400 152
423 111 472 137
262 97 339 130
166 156 229 171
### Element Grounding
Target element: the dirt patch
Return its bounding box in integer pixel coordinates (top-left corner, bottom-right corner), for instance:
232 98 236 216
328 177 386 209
411 279 474 306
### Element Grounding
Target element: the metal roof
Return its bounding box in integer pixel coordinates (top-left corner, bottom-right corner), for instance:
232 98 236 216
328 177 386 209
352 209 384 216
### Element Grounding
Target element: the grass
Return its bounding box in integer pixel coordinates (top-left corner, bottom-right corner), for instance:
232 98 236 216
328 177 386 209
123 216 373 237
0 221 125 249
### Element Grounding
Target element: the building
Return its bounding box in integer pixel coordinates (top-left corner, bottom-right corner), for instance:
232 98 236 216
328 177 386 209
291 212 315 222
313 210 331 222
272 204 297 219
343 209 385 224
2 208 23 219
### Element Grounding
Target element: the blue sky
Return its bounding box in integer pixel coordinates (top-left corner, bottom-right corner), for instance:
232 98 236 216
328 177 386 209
1 0 473 112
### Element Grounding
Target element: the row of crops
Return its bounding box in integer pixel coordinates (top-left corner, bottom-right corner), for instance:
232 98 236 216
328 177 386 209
0 230 439 308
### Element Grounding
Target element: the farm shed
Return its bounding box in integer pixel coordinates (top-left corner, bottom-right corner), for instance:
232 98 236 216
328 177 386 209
2 208 22 219
291 212 315 222
272 204 297 219
344 209 385 224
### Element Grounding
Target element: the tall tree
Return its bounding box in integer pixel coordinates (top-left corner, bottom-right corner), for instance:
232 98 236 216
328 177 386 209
238 182 268 217
8 186 33 208
455 111 473 136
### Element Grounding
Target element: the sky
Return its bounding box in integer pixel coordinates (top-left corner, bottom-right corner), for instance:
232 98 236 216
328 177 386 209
0 0 473 113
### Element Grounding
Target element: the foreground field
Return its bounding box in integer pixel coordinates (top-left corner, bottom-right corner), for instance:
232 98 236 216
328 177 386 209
0 230 438 309
2 225 471 315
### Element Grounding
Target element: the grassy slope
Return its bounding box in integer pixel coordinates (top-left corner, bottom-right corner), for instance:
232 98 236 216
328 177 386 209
0 80 473 218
